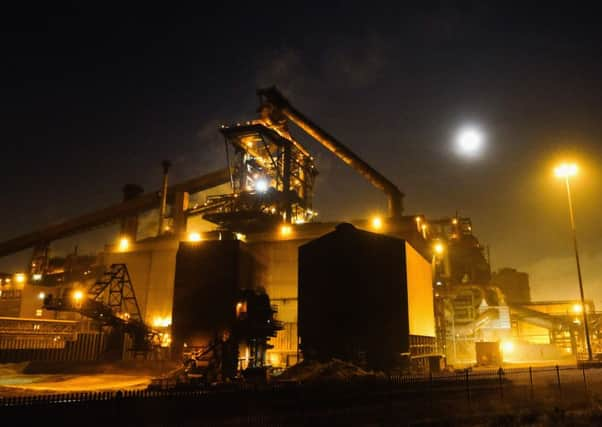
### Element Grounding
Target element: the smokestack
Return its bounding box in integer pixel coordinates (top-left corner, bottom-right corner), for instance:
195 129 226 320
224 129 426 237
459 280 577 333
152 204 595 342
158 160 171 236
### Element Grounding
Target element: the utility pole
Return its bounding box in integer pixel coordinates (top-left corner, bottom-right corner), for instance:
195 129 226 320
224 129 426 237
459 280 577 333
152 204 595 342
564 175 593 361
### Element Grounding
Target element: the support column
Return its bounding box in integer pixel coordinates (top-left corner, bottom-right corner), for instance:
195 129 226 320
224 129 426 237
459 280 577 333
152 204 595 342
120 184 144 242
283 142 292 223
172 191 190 236
30 243 49 275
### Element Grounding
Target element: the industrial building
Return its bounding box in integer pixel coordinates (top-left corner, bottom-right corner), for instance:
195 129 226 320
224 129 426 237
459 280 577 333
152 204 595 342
0 87 422 371
425 217 601 366
0 87 600 374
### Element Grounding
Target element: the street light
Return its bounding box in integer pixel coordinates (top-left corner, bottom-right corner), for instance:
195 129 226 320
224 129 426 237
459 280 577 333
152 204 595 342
118 237 130 251
72 289 84 309
187 231 202 242
370 215 383 231
279 224 292 237
431 241 446 283
555 162 592 361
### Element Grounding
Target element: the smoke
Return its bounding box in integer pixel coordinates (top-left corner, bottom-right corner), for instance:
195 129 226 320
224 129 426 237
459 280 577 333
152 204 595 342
520 251 602 308
251 34 394 221
255 47 306 97
255 32 390 95
320 33 389 89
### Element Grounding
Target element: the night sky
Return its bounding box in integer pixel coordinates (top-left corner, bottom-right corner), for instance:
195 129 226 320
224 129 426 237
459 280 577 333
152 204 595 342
1 3 601 303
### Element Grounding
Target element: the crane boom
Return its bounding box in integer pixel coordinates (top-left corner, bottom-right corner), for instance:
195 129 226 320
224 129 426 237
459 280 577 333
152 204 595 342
257 86 404 218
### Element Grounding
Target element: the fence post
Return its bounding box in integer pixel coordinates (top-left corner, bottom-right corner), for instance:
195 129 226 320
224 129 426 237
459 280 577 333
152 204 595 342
555 365 561 400
529 366 534 400
387 375 393 424
498 367 504 401
429 371 433 407
582 364 588 398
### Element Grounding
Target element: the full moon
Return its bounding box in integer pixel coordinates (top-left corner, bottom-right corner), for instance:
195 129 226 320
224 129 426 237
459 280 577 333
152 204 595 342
455 126 484 158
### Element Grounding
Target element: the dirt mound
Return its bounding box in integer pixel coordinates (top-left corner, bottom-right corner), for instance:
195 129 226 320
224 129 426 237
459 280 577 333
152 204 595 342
277 359 384 383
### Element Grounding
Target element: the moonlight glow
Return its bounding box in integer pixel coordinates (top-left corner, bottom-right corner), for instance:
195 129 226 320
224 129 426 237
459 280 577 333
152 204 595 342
455 126 484 158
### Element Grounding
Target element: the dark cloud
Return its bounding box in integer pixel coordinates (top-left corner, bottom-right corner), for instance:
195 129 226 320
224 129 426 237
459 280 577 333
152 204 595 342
320 33 389 88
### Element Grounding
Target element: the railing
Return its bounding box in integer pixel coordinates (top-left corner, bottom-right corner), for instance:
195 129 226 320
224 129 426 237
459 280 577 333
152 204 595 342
3 364 602 425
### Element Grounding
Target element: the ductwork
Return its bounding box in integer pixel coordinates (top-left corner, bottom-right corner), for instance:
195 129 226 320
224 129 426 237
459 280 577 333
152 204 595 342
257 86 404 218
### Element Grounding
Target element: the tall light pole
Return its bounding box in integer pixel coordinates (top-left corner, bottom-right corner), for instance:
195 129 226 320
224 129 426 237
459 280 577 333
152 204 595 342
432 241 445 273
554 162 593 361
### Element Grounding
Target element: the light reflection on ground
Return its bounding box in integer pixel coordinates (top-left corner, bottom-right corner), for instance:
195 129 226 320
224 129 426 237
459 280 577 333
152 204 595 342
0 374 151 396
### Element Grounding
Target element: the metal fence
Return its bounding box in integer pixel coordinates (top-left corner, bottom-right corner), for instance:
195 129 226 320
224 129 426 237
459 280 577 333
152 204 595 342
0 332 107 363
2 365 602 425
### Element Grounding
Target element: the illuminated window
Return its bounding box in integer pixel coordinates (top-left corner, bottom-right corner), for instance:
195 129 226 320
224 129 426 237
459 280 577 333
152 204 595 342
371 216 383 231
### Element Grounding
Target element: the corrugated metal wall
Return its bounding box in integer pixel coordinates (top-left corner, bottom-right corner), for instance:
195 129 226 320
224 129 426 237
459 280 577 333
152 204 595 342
270 322 297 353
0 289 21 317
0 333 107 363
